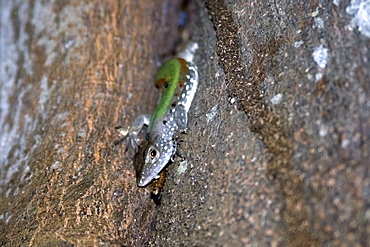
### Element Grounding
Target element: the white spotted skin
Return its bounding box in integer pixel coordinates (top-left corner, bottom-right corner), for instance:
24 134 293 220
136 58 199 187
179 63 198 114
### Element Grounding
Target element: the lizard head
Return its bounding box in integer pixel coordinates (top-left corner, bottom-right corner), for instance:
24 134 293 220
133 138 175 187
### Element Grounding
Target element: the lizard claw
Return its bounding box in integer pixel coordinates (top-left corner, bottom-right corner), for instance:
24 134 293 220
115 126 139 151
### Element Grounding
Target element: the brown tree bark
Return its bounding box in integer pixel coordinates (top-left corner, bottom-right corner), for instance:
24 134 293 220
1 0 370 246
0 0 183 245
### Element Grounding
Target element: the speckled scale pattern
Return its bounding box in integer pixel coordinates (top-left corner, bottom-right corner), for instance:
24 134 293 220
157 62 198 136
178 62 198 113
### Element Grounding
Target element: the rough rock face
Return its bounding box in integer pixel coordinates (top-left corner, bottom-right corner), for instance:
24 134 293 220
1 0 369 246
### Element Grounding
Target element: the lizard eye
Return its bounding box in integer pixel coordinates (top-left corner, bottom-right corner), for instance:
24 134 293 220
145 146 160 164
149 148 157 159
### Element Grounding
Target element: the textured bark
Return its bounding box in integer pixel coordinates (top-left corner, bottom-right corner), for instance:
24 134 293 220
1 0 370 246
0 0 183 246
